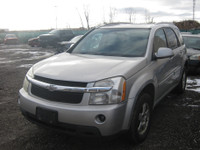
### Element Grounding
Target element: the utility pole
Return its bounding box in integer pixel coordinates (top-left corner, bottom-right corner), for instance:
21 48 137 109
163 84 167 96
193 0 196 20
55 5 58 29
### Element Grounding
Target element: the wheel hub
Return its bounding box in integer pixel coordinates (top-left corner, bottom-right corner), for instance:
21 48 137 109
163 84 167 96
137 103 150 135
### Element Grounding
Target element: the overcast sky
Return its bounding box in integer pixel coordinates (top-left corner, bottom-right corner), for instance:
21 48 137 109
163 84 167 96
0 0 199 30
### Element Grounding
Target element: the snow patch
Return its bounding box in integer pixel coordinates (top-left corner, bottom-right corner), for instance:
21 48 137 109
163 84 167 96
186 77 200 93
17 64 33 68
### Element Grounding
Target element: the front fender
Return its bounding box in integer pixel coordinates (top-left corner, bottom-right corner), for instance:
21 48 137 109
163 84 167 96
122 72 156 130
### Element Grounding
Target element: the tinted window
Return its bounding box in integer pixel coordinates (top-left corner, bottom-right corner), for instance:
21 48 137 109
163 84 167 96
63 30 73 35
70 28 150 57
164 28 178 49
153 29 167 53
49 30 59 35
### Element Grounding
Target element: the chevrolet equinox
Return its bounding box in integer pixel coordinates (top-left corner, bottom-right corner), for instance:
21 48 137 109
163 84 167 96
19 23 187 143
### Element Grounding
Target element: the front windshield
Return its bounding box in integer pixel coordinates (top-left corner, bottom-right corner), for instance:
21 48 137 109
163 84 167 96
183 36 200 50
70 28 150 57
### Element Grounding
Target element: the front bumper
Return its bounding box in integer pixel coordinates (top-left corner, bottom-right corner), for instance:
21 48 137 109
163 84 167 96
20 107 101 137
19 88 128 136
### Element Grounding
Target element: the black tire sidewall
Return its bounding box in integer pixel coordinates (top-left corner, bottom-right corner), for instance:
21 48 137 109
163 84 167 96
176 69 187 93
130 93 153 143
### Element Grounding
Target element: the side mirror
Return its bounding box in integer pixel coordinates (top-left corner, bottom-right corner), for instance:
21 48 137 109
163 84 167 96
155 47 174 59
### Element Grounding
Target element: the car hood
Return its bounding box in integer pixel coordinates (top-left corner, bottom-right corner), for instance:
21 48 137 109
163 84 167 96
33 53 147 83
187 48 200 56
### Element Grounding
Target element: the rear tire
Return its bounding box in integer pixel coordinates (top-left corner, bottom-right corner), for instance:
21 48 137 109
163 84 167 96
174 69 187 94
129 93 153 143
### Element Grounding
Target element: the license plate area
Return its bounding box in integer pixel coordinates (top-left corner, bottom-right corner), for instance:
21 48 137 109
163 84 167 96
36 107 58 125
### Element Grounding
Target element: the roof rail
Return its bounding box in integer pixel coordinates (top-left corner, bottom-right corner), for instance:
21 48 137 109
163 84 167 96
103 22 133 26
156 22 174 25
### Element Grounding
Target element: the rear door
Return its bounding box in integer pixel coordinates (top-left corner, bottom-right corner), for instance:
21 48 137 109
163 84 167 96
164 28 183 84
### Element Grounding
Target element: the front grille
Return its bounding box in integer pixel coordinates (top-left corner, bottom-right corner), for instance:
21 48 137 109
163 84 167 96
31 76 87 104
34 75 87 87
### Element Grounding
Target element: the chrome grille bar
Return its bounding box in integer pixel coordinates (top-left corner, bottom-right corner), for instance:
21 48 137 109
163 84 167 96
26 75 112 93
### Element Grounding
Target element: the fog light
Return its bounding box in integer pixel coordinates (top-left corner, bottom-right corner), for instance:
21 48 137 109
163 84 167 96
95 114 106 124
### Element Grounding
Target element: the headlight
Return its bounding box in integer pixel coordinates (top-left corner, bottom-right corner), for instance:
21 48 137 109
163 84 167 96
27 67 34 78
89 77 126 105
190 54 200 60
23 67 34 92
23 77 29 92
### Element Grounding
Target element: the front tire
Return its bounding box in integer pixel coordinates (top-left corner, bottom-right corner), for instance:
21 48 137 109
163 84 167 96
129 93 153 143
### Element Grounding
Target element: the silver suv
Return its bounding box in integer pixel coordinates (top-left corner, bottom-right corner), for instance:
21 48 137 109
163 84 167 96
19 23 187 143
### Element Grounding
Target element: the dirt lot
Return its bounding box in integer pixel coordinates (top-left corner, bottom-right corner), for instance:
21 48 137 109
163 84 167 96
0 44 200 150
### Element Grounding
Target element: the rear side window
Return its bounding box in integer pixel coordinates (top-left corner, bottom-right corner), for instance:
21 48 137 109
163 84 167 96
153 29 167 53
164 28 178 49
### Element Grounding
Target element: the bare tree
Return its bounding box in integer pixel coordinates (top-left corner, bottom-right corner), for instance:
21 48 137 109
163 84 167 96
83 5 90 29
145 9 154 23
109 7 117 23
124 7 135 23
76 8 84 28
102 7 106 24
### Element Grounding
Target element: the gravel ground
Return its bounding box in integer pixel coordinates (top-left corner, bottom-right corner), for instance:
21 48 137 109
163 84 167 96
0 44 200 150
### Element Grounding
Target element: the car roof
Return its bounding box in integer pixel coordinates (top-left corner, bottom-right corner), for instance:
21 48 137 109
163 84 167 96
51 29 72 31
100 23 154 29
99 22 178 29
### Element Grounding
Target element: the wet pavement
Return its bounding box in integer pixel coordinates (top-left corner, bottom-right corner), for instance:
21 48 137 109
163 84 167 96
0 44 54 68
0 44 200 150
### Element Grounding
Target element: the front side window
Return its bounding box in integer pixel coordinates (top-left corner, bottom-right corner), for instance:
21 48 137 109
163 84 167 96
164 28 178 49
70 28 150 57
153 29 167 53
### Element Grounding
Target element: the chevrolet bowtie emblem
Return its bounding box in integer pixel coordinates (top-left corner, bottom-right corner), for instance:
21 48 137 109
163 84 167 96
47 84 56 91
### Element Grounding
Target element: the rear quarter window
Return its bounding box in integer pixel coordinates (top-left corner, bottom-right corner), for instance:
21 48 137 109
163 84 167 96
174 28 184 46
